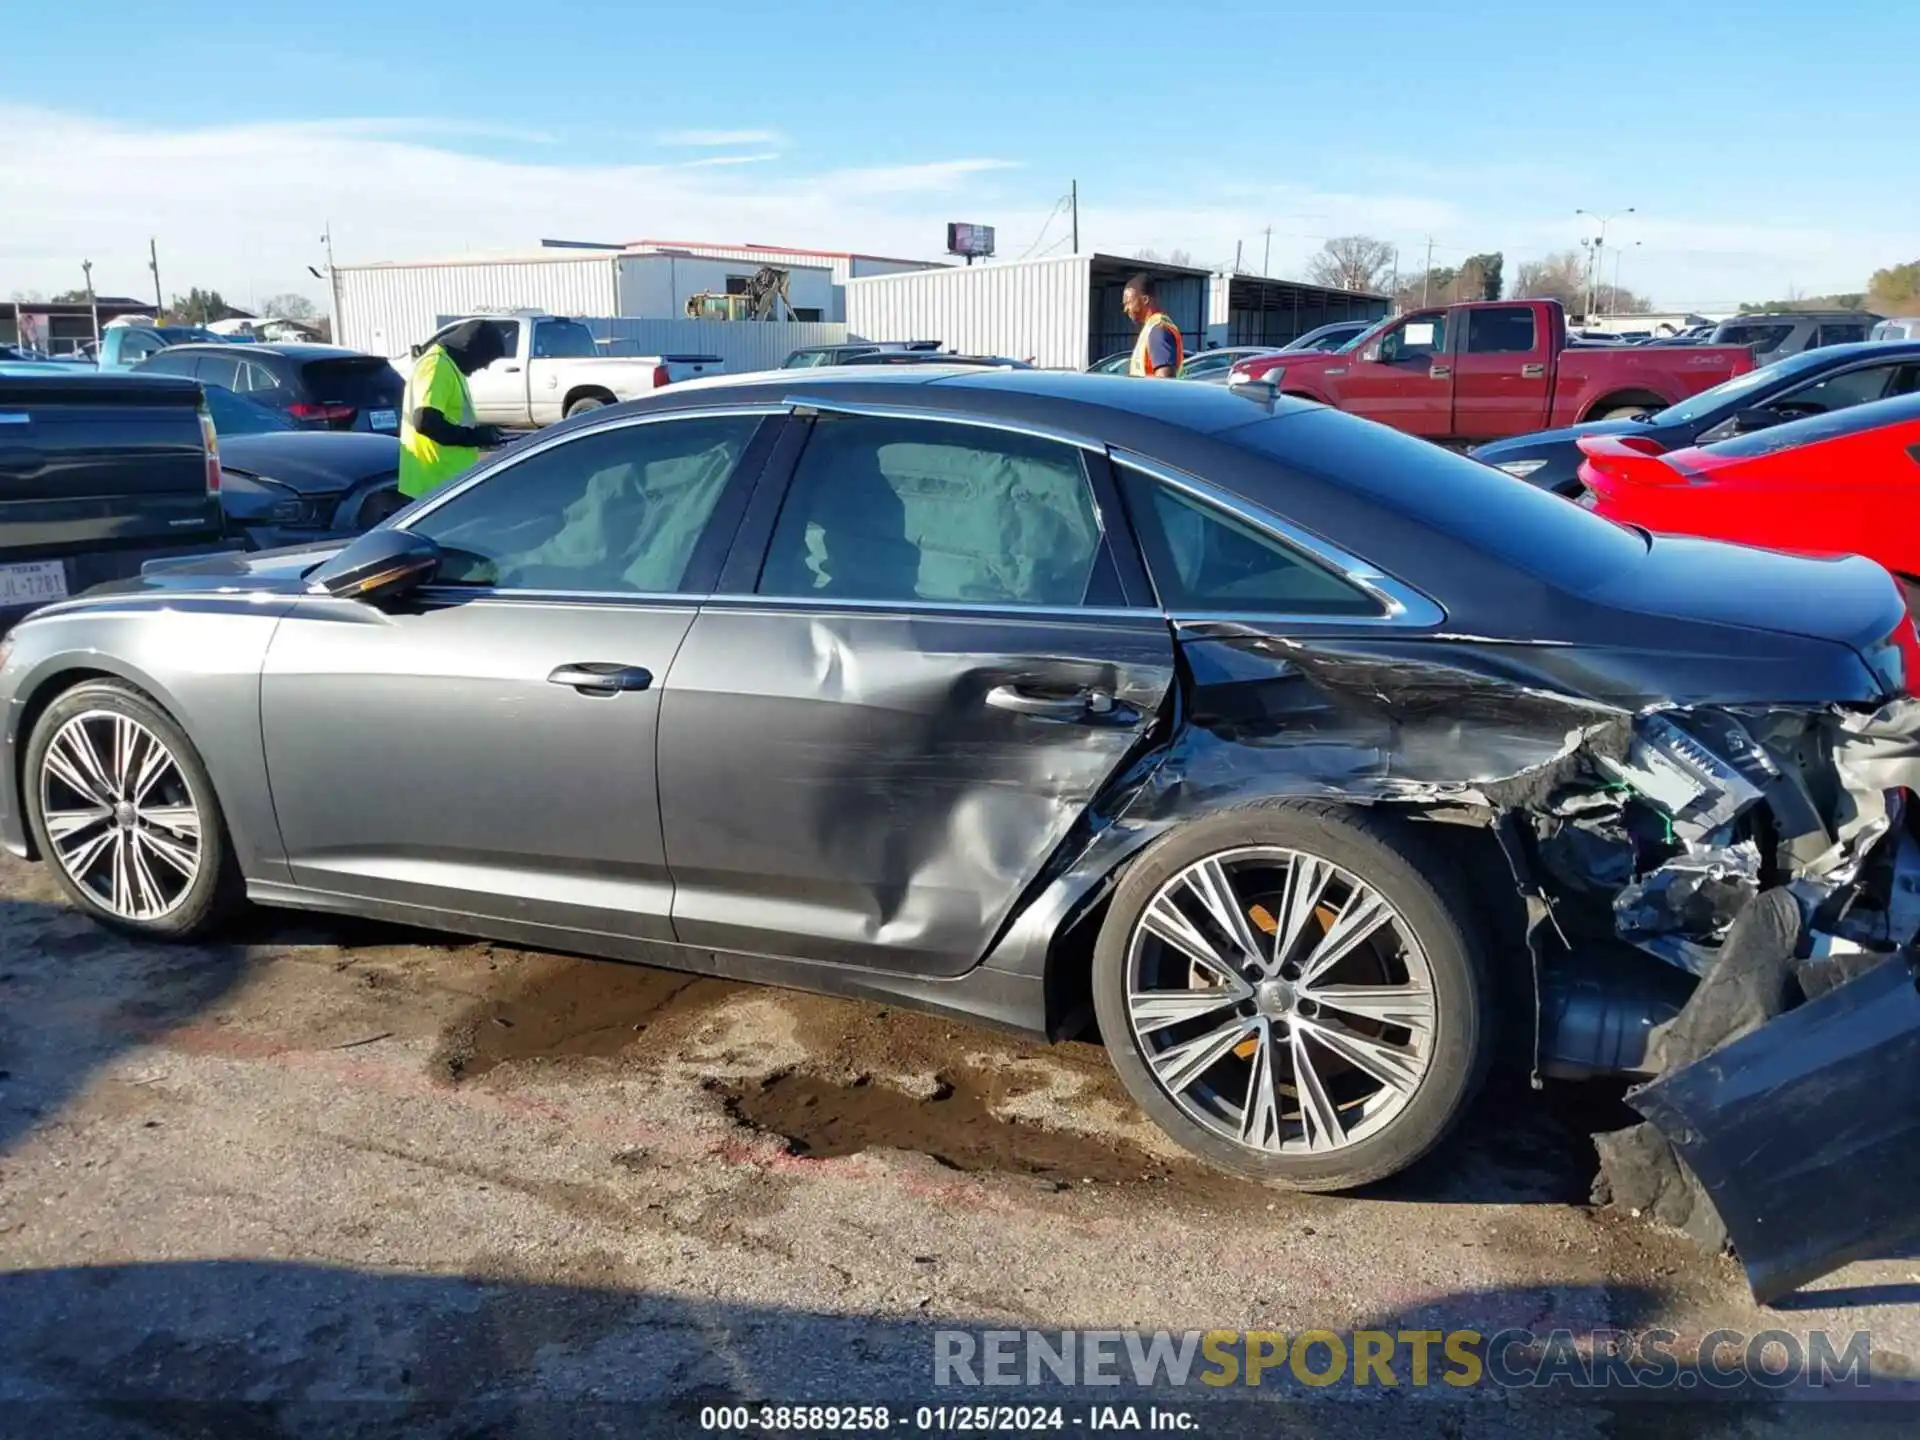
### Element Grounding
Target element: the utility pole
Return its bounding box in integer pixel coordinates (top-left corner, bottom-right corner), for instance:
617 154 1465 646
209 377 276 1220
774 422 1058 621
1262 226 1272 277
1611 241 1641 315
1070 180 1079 255
1388 247 1399 305
1232 239 1242 274
81 259 99 350
1420 236 1434 307
148 237 163 315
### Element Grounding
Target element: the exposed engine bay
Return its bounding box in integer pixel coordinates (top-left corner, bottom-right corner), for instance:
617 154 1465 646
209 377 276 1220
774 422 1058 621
1505 696 1920 1302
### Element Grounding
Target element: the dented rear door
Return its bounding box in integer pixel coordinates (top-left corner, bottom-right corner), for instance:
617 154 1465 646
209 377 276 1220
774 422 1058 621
656 411 1175 977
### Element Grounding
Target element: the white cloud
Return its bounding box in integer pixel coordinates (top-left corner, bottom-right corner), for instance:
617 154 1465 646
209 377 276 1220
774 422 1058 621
657 128 785 147
1 105 1906 319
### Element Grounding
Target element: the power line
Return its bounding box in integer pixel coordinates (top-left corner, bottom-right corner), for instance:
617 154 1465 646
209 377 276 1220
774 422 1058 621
1018 194 1073 261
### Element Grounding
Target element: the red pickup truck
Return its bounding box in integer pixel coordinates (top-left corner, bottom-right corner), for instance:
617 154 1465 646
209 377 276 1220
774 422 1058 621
1230 299 1754 445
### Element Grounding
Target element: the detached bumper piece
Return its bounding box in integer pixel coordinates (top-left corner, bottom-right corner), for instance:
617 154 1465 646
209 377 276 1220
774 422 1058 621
1629 951 1920 1305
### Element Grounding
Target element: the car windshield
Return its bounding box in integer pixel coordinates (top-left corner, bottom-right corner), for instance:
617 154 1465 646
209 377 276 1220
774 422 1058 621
1228 410 1650 594
531 320 599 358
1647 349 1845 426
203 382 295 435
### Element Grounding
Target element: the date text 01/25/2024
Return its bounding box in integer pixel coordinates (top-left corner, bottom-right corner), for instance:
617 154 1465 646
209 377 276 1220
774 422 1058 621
698 1405 1195 1432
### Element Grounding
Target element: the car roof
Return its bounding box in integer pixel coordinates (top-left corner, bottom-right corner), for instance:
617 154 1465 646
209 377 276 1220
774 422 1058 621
155 342 367 360
1717 312 1878 323
638 364 1319 436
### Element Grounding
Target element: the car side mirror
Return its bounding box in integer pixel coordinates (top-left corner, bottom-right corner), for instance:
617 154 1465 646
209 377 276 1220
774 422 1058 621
1360 344 1383 363
306 527 441 603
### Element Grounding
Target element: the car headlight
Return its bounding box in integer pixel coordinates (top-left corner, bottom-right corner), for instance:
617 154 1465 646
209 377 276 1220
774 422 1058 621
1496 458 1549 479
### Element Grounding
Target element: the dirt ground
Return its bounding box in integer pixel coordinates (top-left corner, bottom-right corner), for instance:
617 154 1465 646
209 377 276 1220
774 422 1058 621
2 850 1918 1436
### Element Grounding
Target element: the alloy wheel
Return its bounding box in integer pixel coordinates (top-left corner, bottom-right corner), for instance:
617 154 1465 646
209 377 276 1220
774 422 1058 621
38 711 203 921
1124 846 1437 1156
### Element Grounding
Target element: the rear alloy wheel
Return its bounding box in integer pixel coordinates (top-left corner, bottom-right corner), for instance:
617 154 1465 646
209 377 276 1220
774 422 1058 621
565 395 610 419
1093 806 1489 1190
25 681 241 939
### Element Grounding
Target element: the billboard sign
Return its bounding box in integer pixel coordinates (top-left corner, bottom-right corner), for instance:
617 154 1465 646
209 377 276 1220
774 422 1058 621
946 223 996 259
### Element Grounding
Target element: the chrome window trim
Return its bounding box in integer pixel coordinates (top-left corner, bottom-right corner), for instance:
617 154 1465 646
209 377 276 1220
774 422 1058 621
1111 450 1446 630
703 593 1156 622
394 403 793 530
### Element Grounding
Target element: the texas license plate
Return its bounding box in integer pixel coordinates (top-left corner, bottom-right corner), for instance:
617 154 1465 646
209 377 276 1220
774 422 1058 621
0 560 68 604
369 409 398 432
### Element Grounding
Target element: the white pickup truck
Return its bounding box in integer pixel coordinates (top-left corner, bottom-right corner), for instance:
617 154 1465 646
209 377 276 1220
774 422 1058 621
412 313 723 427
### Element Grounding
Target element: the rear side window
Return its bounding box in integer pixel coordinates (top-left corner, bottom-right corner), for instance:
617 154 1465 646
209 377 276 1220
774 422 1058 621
758 416 1103 607
1118 465 1380 616
136 350 198 378
234 360 283 395
1465 307 1538 354
193 353 242 391
1814 322 1870 347
302 357 403 407
531 320 598 358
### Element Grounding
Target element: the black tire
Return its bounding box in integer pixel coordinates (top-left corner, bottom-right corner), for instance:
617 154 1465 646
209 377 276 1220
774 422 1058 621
1091 801 1492 1192
565 394 610 419
24 679 244 940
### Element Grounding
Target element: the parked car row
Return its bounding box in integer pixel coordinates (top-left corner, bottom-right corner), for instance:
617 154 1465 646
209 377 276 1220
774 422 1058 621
3 362 1915 1305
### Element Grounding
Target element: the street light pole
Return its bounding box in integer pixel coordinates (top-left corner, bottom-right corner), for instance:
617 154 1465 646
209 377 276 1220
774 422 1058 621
1575 206 1634 320
81 259 99 352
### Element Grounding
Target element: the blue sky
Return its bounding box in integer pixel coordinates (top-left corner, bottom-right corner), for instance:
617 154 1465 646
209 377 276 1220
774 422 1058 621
3 0 1915 311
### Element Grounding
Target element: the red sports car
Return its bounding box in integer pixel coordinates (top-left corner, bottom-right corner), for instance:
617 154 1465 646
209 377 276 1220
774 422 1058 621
1577 389 1920 681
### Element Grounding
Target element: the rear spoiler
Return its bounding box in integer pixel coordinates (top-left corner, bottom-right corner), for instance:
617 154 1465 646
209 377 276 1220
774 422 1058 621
1575 433 1695 495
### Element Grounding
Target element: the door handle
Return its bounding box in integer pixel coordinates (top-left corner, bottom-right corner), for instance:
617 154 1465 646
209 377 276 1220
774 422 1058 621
1521 363 1546 378
983 683 1130 721
1429 364 1452 380
548 662 653 694
501 364 522 373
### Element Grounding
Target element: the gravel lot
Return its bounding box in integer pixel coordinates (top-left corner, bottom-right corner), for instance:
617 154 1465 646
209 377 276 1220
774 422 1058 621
2 850 1917 1436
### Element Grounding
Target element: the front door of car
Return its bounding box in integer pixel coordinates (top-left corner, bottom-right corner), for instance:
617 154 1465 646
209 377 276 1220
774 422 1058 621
1450 305 1551 441
258 409 780 937
655 411 1176 977
1337 311 1454 437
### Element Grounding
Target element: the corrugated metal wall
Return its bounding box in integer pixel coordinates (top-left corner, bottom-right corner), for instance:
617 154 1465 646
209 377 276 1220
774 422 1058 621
338 258 619 357
845 256 1094 369
575 317 848 375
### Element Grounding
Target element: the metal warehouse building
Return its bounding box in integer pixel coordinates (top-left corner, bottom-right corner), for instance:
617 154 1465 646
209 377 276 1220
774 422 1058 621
1209 274 1391 348
333 249 842 358
845 253 1213 371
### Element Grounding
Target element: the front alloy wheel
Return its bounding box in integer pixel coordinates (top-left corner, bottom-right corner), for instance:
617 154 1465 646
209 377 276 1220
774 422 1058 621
39 711 203 921
1093 805 1488 1190
1127 847 1437 1155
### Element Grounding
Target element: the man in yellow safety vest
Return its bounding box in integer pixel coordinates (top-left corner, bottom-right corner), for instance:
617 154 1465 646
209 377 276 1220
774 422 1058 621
397 320 509 502
1123 274 1184 378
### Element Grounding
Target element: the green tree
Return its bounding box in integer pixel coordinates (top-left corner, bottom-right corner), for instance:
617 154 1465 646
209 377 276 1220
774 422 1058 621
1869 261 1920 314
167 288 239 324
49 288 91 303
1460 252 1504 300
260 292 319 322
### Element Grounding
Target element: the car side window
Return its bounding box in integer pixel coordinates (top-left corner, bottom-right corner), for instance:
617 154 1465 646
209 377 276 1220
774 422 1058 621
408 415 763 593
757 417 1104 608
236 360 282 395
1118 465 1382 617
1772 364 1899 415
1814 323 1869 347
138 350 196 377
1465 306 1537 355
1378 314 1446 364
193 353 242 390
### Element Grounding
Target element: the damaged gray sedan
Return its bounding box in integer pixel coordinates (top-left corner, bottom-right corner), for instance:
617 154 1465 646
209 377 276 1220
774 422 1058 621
2 369 1916 1294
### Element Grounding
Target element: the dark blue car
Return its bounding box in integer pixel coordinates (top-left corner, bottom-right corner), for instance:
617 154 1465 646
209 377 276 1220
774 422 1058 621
1470 340 1920 494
